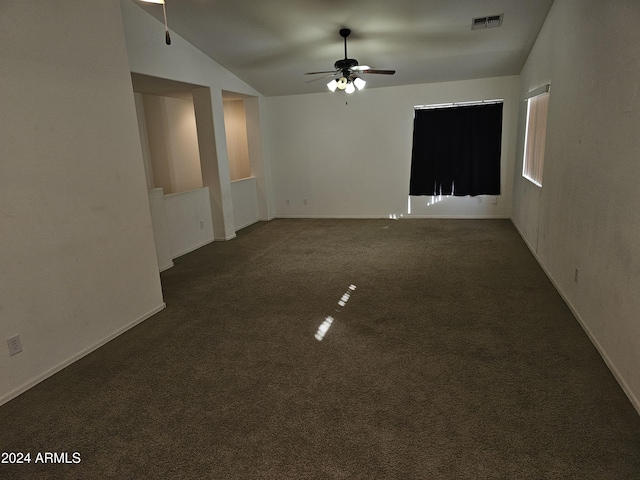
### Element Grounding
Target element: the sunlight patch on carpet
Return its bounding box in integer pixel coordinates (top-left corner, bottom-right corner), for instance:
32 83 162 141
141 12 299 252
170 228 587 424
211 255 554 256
315 284 357 341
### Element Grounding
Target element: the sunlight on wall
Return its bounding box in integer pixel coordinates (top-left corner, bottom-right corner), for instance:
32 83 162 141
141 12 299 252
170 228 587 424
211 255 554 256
426 195 450 207
315 284 357 341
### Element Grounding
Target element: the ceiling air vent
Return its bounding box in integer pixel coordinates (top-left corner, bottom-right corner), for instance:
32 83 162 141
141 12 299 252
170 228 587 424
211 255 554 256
472 14 503 30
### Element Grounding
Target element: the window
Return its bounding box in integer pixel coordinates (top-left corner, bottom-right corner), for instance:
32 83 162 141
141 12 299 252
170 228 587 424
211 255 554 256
409 101 503 196
522 85 550 186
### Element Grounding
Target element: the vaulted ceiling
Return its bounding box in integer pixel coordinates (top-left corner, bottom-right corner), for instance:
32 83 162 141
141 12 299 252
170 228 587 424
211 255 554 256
132 0 554 97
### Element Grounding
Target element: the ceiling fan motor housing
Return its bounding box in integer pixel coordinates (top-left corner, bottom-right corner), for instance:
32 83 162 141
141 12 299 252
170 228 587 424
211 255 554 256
334 58 359 70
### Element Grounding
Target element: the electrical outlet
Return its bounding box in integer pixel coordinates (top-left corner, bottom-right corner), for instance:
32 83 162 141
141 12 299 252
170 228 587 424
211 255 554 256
477 197 483 204
491 196 498 205
303 199 308 205
199 221 204 229
574 268 579 283
285 199 290 206
7 335 22 356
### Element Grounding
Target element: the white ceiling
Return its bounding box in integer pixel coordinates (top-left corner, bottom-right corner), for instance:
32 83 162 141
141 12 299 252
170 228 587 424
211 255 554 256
132 0 554 97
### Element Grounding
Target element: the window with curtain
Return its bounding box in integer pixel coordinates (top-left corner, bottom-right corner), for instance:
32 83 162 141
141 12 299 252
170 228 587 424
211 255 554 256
409 101 503 197
522 86 550 187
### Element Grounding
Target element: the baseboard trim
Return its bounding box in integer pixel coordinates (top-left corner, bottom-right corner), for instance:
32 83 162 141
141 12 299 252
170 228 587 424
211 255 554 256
215 234 237 241
234 219 260 232
159 261 174 272
274 214 511 219
171 238 214 258
510 219 640 416
0 303 166 407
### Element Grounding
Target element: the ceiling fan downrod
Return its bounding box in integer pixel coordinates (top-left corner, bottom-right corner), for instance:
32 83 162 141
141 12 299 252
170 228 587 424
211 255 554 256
340 28 351 59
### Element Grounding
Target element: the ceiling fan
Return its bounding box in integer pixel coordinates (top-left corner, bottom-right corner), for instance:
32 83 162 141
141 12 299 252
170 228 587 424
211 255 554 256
304 28 396 93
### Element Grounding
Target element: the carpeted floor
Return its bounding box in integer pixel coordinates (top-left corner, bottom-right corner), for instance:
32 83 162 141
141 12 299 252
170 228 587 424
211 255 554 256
1 219 639 479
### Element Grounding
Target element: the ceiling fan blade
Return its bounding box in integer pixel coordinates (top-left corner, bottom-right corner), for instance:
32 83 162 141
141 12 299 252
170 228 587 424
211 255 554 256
350 65 371 71
362 69 396 75
304 70 338 75
305 73 337 83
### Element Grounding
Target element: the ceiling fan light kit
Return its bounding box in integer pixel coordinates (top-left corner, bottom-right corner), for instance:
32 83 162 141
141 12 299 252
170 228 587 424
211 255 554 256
305 28 395 95
353 77 366 90
328 73 365 93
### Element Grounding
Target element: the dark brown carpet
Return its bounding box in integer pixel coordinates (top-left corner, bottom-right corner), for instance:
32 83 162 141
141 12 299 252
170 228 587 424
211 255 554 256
1 219 639 479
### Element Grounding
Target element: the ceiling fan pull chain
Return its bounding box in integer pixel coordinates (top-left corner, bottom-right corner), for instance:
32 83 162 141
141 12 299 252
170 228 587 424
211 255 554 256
163 2 171 45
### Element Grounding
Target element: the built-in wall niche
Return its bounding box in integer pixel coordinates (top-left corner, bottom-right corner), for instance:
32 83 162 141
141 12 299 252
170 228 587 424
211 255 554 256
131 73 204 194
139 93 203 194
131 73 216 272
222 91 251 181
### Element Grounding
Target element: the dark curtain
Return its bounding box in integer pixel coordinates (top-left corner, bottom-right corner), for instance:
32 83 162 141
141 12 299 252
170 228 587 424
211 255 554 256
409 103 502 196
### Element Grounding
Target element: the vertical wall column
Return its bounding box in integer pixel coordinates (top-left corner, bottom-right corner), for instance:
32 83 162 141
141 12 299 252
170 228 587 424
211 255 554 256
192 87 236 240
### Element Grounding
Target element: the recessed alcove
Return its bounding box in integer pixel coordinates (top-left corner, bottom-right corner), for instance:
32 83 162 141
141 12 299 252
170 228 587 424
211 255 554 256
131 73 203 193
222 90 264 230
130 76 269 270
131 73 214 269
222 91 251 181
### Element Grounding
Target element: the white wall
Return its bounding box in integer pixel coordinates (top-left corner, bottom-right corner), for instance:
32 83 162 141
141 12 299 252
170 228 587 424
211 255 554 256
0 1 165 405
148 186 215 268
231 178 260 231
164 188 215 258
511 0 640 412
266 76 520 218
148 188 174 271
